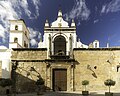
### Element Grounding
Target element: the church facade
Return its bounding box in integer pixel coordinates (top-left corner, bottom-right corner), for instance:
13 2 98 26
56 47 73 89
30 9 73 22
0 10 120 93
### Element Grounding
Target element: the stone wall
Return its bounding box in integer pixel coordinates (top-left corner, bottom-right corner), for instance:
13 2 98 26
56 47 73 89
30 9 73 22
15 61 46 93
11 48 47 93
11 48 47 60
15 61 74 92
0 61 1 78
73 48 120 92
11 48 120 93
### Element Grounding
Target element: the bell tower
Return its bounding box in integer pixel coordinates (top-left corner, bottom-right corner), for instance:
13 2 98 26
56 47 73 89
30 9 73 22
9 19 29 49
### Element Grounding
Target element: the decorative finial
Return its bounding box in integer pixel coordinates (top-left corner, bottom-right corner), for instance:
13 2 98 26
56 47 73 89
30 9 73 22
71 19 75 27
46 19 48 23
107 43 109 48
45 19 49 27
58 9 62 17
72 19 75 23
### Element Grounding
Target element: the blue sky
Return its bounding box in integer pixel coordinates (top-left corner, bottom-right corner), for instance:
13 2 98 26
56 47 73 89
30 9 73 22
0 0 120 47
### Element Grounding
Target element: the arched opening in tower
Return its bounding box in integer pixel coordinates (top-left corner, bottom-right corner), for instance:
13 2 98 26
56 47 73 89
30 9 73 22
54 35 66 55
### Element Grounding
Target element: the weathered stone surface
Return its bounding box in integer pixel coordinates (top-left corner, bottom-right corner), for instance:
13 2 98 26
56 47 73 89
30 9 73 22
74 49 120 92
10 48 120 93
15 61 47 93
11 49 47 60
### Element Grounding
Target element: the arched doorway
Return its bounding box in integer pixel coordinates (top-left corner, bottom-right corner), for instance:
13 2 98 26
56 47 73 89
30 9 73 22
54 35 66 55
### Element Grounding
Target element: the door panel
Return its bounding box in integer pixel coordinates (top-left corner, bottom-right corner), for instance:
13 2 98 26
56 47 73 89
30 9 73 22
53 69 67 91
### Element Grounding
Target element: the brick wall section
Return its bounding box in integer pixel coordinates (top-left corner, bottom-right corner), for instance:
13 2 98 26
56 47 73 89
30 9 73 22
73 48 120 92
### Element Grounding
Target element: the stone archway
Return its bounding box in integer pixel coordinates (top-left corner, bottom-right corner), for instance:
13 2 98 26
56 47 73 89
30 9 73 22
54 35 66 55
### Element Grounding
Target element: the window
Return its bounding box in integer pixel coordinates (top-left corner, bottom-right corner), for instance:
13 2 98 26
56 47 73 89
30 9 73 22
15 25 18 30
95 43 97 48
24 41 26 47
25 31 27 36
14 38 18 43
24 41 28 47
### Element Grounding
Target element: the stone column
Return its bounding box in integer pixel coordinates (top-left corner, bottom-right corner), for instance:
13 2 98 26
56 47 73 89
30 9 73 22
70 62 75 91
46 63 51 91
48 34 52 55
69 34 73 57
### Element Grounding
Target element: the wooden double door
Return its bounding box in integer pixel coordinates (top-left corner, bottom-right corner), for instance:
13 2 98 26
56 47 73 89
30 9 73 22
52 69 67 91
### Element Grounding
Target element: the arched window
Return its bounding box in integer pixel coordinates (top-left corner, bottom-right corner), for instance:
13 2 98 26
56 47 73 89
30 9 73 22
54 35 66 55
15 25 18 30
14 37 18 43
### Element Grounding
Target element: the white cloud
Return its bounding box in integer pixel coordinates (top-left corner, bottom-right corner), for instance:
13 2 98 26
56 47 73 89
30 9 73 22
64 0 90 24
31 0 41 18
0 0 41 46
0 24 5 38
30 39 38 47
101 0 120 13
77 21 81 26
94 19 99 24
101 5 106 13
10 0 41 19
28 27 41 47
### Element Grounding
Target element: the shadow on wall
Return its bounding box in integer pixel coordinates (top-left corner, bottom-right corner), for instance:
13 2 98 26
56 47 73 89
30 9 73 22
15 73 36 93
12 72 50 94
0 69 50 95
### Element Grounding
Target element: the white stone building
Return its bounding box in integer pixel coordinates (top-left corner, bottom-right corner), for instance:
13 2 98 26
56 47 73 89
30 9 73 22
9 20 30 49
0 10 99 79
0 46 11 78
0 19 30 79
3 10 120 94
38 10 89 58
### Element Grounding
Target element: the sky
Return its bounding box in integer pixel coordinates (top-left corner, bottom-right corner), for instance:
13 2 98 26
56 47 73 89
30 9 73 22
0 0 120 48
